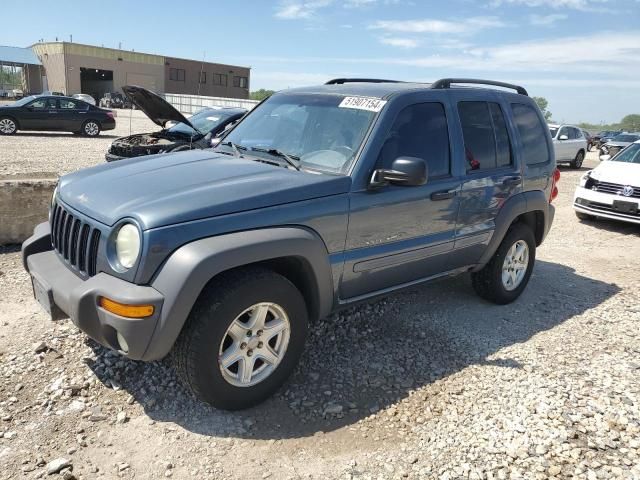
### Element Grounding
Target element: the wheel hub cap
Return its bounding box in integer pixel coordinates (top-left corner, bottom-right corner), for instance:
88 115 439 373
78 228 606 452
0 119 15 133
218 302 290 387
501 240 529 291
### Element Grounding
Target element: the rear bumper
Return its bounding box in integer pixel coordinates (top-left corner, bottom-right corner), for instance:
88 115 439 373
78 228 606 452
22 224 164 360
102 119 116 131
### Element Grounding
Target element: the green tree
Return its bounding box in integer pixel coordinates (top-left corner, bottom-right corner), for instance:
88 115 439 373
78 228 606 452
620 114 640 132
250 89 275 101
533 96 552 121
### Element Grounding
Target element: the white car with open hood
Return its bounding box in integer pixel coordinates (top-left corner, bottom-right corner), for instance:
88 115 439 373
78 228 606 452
573 140 640 224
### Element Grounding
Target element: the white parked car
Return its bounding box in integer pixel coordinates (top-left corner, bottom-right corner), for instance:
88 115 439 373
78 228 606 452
72 93 96 106
573 140 640 224
549 124 588 168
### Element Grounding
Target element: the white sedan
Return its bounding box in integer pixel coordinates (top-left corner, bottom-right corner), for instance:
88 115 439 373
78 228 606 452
573 140 640 224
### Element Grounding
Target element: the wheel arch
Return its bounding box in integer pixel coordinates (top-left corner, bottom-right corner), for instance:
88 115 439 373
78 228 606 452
142 227 334 360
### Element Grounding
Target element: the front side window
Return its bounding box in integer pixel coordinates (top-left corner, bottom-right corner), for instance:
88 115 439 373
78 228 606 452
558 126 569 139
458 101 511 171
219 93 379 174
612 143 640 163
511 103 550 165
377 102 450 178
29 98 57 109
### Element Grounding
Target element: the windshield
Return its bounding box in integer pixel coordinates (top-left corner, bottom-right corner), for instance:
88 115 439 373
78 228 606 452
612 143 640 164
168 109 231 136
611 134 640 143
12 96 37 107
219 93 380 174
549 127 558 137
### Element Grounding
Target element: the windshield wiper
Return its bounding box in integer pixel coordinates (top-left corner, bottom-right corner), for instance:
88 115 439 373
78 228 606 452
219 141 247 158
250 147 301 171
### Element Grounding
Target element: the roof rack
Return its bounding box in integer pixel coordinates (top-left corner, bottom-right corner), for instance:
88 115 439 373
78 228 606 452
431 78 528 96
325 78 404 85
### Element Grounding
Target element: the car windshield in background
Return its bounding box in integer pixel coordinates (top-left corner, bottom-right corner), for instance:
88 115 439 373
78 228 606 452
549 127 558 137
612 143 640 164
218 93 380 174
611 134 640 143
168 109 231 136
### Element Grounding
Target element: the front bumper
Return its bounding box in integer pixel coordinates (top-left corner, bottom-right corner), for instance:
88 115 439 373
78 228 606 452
22 223 164 360
105 152 126 162
573 186 640 225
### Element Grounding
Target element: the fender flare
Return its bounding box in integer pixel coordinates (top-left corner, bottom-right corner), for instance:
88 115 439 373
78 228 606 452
142 227 334 360
475 190 550 268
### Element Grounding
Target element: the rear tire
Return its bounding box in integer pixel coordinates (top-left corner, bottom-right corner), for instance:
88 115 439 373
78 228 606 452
471 223 536 305
82 120 101 136
571 150 585 169
172 267 308 410
0 117 18 135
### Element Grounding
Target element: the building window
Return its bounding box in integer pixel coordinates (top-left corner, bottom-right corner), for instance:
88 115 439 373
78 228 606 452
170 68 185 82
233 76 248 88
199 71 206 84
213 73 227 86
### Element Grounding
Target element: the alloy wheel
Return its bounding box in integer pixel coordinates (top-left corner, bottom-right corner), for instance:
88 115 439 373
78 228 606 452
84 121 99 136
501 240 529 291
0 118 16 134
218 302 291 387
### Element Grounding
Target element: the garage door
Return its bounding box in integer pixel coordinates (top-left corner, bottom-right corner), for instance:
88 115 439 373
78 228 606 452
125 73 157 92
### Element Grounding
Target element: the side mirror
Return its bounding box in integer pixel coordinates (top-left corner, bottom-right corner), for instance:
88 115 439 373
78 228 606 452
599 154 610 161
559 134 569 140
369 157 428 189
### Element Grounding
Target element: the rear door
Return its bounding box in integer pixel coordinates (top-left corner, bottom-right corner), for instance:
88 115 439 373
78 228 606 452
58 98 89 131
449 92 522 265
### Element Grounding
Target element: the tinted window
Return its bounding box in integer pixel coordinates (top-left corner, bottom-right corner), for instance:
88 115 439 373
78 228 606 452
378 103 450 177
511 103 550 165
558 127 569 139
458 101 511 171
29 98 57 109
59 99 78 109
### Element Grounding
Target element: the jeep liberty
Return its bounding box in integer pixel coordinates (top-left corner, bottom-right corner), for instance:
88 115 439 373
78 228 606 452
22 78 558 410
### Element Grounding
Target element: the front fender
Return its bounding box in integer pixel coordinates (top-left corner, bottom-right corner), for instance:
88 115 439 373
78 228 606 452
142 227 334 360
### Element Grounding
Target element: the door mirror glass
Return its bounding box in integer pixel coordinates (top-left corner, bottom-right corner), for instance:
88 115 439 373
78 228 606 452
370 156 428 188
559 134 569 140
599 154 611 161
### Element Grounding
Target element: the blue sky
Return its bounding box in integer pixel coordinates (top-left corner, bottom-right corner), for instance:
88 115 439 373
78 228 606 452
3 0 639 123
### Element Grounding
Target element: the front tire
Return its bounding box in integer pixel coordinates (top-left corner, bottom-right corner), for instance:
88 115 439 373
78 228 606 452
172 267 308 410
471 223 536 305
571 150 585 169
0 117 18 135
82 120 101 136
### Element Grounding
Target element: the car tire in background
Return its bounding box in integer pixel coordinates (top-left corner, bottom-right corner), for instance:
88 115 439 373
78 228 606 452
471 223 536 305
571 150 585 169
0 117 18 135
171 267 309 410
82 120 101 137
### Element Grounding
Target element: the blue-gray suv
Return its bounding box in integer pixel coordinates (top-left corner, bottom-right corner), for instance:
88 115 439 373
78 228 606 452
22 78 559 410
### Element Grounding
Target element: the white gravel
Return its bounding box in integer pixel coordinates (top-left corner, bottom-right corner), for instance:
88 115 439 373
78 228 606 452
0 147 639 479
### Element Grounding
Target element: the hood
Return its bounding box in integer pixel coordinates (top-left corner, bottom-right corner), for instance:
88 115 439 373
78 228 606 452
590 159 640 186
122 85 196 130
58 150 351 229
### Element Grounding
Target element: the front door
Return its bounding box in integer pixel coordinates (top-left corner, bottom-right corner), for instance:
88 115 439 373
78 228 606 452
341 96 461 300
554 126 571 161
449 93 522 265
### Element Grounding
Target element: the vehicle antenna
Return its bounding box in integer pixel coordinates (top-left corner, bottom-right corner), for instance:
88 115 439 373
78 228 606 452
190 51 206 150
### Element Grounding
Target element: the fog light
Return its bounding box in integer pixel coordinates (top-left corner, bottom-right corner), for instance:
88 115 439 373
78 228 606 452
99 297 154 318
116 332 129 353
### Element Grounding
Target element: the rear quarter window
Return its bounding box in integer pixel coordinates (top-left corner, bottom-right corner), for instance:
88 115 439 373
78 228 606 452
511 103 550 165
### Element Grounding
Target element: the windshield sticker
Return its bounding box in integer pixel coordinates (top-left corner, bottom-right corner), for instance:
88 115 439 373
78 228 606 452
339 96 387 112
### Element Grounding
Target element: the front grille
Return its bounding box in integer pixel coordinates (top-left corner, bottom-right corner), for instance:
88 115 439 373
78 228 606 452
51 203 101 276
591 180 640 199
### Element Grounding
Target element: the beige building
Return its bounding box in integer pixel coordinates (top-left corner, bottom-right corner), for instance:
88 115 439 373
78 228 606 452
31 42 250 100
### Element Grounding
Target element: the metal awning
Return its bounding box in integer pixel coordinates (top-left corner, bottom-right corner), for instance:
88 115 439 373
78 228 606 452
0 46 41 66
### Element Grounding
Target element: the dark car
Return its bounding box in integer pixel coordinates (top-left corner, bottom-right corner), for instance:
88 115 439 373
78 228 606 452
23 78 557 410
581 129 594 151
105 85 246 162
592 130 622 149
599 132 640 158
0 95 116 136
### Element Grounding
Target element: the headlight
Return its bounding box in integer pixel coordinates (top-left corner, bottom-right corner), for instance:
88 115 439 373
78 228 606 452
115 223 141 269
579 173 590 187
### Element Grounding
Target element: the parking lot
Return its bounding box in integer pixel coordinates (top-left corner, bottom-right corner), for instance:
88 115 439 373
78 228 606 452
1 127 639 479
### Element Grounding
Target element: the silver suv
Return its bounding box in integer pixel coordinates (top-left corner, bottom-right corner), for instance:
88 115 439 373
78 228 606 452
549 124 588 168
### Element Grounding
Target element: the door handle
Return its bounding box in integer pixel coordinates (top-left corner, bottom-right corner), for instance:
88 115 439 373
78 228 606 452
431 190 457 201
503 176 522 186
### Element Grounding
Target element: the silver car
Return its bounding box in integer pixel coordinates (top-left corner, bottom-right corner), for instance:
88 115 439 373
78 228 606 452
72 93 96 106
548 123 588 168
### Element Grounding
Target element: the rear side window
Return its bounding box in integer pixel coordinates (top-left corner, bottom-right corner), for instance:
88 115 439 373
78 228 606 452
511 103 550 165
377 102 450 178
458 101 512 171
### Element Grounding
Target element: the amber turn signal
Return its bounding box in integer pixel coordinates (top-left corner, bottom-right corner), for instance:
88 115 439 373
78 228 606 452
99 297 154 318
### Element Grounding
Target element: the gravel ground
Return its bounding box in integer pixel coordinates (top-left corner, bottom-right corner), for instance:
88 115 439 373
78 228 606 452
1 144 639 479
0 109 156 176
